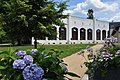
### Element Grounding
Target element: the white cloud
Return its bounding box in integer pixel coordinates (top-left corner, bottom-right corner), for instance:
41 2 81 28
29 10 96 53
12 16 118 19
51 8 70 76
64 0 119 17
109 13 120 22
63 10 74 15
85 0 118 12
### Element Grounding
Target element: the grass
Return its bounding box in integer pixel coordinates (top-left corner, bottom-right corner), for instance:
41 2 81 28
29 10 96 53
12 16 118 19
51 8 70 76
0 44 95 58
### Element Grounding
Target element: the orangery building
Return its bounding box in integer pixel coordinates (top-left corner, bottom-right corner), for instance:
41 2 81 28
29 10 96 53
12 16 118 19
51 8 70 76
32 15 109 44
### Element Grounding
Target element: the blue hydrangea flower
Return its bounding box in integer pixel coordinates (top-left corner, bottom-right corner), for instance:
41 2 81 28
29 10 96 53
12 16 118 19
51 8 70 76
116 50 120 54
98 52 113 62
23 55 33 64
23 64 44 80
13 59 26 69
16 50 26 57
31 49 38 55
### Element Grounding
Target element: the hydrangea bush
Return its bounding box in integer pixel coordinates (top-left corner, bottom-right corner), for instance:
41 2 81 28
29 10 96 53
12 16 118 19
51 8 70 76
0 47 80 80
83 36 120 79
77 36 119 79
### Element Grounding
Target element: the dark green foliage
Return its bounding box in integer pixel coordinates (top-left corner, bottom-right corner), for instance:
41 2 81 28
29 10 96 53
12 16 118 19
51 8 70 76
0 47 21 80
0 35 11 43
87 9 94 19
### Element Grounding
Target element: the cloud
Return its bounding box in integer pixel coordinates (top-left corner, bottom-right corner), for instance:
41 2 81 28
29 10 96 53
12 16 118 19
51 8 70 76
109 13 120 22
64 0 119 16
63 10 74 15
85 0 118 12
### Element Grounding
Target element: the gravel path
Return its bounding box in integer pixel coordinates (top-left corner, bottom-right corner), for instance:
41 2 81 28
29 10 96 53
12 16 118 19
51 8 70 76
63 44 103 80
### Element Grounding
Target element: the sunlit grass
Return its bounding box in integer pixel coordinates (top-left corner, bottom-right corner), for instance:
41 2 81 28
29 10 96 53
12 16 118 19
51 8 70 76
0 44 95 58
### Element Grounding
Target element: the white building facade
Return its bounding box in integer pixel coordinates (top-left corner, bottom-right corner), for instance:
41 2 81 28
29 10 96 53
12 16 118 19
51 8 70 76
32 16 109 44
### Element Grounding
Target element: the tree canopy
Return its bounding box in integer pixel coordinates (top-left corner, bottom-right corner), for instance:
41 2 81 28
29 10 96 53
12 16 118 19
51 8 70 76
87 9 94 19
0 0 68 48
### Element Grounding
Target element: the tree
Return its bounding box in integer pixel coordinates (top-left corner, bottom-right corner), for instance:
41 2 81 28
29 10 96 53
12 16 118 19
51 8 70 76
87 9 94 19
0 9 6 43
0 0 28 45
0 0 68 48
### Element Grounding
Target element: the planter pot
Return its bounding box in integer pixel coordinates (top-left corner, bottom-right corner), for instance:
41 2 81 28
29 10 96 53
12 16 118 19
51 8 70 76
89 67 120 80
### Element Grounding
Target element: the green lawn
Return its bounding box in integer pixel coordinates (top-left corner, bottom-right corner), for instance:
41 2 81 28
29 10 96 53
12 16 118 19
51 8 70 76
0 44 95 58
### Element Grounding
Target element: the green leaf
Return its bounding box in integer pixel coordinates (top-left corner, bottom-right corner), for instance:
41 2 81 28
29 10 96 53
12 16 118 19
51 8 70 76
10 56 16 60
18 14 26 20
66 72 80 78
0 66 7 69
24 20 28 27
0 52 9 58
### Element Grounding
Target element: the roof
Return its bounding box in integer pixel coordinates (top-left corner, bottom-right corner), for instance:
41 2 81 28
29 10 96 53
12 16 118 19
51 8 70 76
109 22 120 29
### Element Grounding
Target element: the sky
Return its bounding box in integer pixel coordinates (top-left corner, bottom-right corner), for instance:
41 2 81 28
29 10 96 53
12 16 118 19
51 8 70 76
55 0 120 22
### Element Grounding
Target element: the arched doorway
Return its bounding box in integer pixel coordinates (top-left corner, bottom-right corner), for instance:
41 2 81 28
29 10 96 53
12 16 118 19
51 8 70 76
102 30 106 40
80 28 86 40
96 29 101 40
87 29 92 40
59 27 66 40
72 27 78 40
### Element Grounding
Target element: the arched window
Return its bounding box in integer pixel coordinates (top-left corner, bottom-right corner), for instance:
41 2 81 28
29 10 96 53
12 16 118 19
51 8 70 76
72 27 78 40
96 29 101 40
102 30 106 40
59 27 66 40
48 27 57 40
87 29 92 40
80 28 86 40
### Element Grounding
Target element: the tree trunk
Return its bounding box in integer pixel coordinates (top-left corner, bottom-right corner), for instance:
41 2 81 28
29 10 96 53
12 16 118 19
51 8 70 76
34 37 37 49
17 39 21 46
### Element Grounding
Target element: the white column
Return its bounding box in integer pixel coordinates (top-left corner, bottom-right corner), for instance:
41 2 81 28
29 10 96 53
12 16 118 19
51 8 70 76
57 27 59 41
106 31 108 39
66 26 68 41
78 28 80 40
69 28 72 41
67 15 71 44
94 29 96 41
101 30 102 40
67 15 69 44
32 37 34 45
86 29 87 40
93 18 96 42
46 37 48 41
